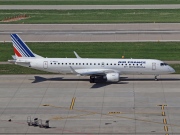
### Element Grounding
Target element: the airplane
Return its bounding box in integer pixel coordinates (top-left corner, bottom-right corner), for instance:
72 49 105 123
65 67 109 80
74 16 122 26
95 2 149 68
8 34 175 83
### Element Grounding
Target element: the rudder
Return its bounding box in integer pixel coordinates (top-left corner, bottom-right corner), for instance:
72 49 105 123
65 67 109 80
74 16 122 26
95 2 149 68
11 34 35 58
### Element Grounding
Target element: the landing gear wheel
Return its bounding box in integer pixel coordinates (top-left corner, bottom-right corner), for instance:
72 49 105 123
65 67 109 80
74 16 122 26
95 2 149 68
90 76 95 83
155 76 158 81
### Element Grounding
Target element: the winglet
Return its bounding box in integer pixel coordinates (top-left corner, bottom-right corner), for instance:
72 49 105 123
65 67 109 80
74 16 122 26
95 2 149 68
73 51 81 58
69 66 78 74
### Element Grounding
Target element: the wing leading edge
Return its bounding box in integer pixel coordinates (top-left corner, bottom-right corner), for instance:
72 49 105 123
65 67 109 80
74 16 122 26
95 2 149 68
70 66 119 76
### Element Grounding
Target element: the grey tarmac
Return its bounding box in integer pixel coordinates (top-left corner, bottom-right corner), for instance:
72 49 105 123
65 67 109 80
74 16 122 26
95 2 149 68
0 74 180 134
1 5 180 10
1 23 180 42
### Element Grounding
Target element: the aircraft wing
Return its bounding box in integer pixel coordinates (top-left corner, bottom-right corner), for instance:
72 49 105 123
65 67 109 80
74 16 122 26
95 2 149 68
70 66 119 76
73 51 81 58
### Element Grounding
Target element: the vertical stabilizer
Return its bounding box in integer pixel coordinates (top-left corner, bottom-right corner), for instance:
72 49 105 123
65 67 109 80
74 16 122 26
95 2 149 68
11 34 35 58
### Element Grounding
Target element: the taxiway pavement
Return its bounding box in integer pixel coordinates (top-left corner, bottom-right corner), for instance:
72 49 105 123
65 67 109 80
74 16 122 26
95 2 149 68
0 74 180 134
1 23 180 42
1 5 180 10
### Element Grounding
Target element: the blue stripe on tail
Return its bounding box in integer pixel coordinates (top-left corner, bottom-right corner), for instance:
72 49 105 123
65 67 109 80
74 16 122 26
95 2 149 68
11 34 35 57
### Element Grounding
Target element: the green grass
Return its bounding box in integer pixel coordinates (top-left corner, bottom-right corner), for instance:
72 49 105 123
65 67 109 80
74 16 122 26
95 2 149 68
0 64 51 74
1 42 180 62
1 42 180 74
0 64 179 74
1 9 180 23
0 0 180 5
171 64 180 74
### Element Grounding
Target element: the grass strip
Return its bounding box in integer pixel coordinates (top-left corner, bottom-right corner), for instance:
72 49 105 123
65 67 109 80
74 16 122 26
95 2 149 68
0 0 180 5
1 9 180 23
1 42 180 62
0 64 51 74
0 64 179 74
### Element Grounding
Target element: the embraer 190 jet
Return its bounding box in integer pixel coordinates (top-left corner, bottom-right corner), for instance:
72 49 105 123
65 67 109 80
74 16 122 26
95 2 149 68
9 34 175 83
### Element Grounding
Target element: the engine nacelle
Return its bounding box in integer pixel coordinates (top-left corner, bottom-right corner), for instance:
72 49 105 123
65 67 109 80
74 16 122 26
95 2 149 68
106 73 120 82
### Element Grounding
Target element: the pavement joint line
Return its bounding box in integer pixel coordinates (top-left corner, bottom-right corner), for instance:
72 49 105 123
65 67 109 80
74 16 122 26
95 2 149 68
0 74 25 123
44 104 180 128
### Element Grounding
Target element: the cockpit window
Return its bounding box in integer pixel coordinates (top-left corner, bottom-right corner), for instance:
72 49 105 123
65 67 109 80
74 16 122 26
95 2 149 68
161 63 168 66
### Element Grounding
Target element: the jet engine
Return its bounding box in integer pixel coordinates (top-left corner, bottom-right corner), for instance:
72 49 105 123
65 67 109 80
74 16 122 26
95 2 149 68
106 73 120 82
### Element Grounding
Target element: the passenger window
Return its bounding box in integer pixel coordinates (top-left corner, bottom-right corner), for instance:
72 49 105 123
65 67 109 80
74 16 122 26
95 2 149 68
65 63 67 65
58 63 60 65
86 63 88 65
79 63 81 65
69 63 71 65
94 63 96 65
98 63 100 65
83 63 84 65
90 63 92 65
114 63 116 65
160 63 164 66
62 63 63 65
51 63 52 65
54 63 56 65
72 63 74 65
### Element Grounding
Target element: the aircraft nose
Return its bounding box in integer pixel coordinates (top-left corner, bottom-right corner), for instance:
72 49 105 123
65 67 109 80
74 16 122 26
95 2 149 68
168 66 175 73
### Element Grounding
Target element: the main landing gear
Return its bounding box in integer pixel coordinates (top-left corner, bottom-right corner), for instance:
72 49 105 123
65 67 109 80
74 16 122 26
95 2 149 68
90 75 106 83
155 75 158 81
90 76 95 83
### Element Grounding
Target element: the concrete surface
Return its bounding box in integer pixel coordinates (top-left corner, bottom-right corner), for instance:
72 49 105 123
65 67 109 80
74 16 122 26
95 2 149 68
1 5 180 10
0 74 180 134
1 23 180 42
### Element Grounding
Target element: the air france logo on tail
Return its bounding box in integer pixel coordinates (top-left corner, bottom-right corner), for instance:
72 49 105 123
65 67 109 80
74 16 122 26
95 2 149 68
11 34 35 57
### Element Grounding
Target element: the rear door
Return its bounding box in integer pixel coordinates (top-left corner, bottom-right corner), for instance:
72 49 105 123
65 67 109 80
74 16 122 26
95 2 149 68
43 61 48 69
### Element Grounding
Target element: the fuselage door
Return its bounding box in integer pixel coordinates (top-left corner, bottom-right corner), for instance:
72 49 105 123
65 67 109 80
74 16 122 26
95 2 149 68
43 61 48 69
152 62 156 70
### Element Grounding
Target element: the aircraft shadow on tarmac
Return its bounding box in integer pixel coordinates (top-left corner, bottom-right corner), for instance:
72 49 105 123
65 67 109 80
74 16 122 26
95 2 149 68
31 76 129 88
31 76 180 85
31 76 89 83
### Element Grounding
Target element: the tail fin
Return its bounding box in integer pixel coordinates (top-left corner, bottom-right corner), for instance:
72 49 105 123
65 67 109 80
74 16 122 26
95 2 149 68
11 34 36 58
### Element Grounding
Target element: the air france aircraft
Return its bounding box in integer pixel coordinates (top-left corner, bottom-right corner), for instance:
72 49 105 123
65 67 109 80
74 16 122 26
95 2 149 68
9 34 175 83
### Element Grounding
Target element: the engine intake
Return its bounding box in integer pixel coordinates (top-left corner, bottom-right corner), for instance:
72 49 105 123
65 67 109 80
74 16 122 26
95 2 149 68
106 73 119 82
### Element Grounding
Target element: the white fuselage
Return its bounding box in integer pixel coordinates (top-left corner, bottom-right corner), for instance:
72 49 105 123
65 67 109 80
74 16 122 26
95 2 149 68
16 58 175 75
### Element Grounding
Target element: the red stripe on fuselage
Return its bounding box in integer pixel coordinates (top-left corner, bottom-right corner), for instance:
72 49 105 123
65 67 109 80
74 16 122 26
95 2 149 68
14 47 22 57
